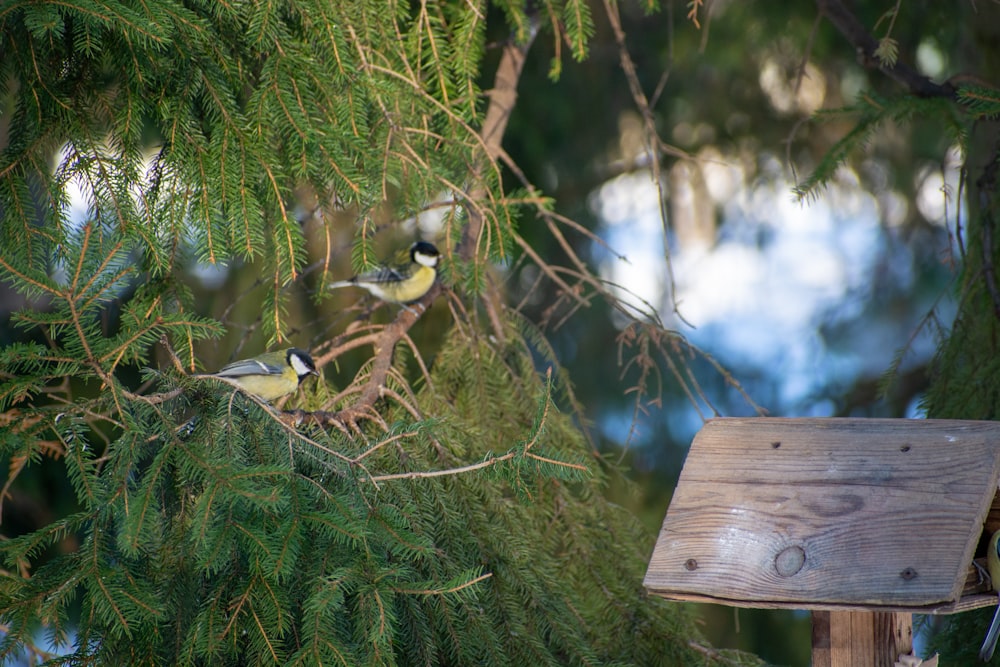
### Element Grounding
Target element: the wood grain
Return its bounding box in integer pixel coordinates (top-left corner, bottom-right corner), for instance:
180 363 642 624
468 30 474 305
812 611 912 667
644 418 1000 610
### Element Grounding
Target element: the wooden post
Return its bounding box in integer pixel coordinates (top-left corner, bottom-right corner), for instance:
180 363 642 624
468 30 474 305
812 611 912 667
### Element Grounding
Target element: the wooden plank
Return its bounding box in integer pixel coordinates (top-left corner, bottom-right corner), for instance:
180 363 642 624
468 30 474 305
658 559 995 612
658 590 999 614
812 611 912 667
644 418 1000 609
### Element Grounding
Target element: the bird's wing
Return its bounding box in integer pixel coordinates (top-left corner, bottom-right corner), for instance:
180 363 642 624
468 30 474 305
355 264 408 285
214 358 283 378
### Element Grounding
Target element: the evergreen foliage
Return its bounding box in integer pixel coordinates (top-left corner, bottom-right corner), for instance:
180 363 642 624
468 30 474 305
793 93 966 202
958 84 1000 120
0 1 758 664
0 318 758 664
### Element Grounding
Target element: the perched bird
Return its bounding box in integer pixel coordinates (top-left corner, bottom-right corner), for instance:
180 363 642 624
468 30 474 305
206 348 319 402
981 530 1000 661
328 241 441 305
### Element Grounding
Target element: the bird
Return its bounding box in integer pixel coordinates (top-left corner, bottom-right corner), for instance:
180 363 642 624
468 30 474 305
328 241 441 305
205 348 319 402
980 530 1000 661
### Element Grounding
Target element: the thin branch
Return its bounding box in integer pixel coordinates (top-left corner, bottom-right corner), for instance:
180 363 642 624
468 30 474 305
394 572 493 596
794 12 823 95
361 368 586 481
353 431 420 462
367 450 586 483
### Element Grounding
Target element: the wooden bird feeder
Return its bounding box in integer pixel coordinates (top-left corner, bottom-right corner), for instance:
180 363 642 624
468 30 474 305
644 418 1000 666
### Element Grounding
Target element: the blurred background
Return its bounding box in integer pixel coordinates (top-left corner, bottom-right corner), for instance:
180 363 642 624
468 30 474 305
500 2 968 664
0 2 981 664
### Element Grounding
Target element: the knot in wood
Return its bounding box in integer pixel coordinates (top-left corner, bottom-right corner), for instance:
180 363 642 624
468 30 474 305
774 545 806 577
900 567 918 581
684 558 698 571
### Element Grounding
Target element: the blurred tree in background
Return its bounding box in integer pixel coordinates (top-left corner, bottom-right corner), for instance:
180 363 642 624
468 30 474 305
1 0 999 664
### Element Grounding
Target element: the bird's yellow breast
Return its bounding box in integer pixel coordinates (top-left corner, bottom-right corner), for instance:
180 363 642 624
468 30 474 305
227 367 300 402
385 265 436 303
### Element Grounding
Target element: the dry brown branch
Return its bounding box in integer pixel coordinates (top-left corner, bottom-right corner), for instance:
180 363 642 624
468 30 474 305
0 411 58 523
366 445 587 484
327 283 441 423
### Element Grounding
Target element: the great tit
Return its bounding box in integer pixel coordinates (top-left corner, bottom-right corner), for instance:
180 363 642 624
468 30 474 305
206 348 319 402
981 530 1000 661
328 241 441 305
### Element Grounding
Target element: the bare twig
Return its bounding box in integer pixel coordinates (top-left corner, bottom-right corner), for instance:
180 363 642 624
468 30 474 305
599 0 687 319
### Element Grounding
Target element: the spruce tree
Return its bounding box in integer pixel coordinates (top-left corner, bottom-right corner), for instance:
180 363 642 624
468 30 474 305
0 1 761 664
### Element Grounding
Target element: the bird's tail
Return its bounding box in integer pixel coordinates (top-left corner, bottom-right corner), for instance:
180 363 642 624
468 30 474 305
980 600 1000 661
327 280 354 289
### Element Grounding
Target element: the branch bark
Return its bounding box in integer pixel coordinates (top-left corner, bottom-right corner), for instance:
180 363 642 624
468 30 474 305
457 22 538 262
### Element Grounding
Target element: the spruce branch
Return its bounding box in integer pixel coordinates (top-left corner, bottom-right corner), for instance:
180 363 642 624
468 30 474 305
0 4 770 662
959 84 1000 119
321 283 442 426
816 0 957 98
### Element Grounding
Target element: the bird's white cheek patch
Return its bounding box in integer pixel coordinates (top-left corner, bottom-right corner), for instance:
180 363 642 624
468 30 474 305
415 252 438 268
290 355 312 376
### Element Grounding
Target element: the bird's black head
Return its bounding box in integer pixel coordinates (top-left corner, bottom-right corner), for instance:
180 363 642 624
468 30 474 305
410 241 441 267
286 348 319 382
